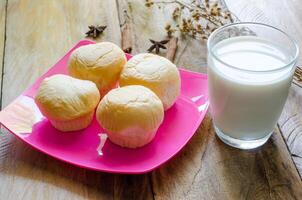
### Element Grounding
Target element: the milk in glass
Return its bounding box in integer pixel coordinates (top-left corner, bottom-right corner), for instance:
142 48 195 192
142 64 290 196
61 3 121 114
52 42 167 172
208 36 294 140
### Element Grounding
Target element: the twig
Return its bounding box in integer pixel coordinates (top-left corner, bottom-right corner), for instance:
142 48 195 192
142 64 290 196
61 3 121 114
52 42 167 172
293 66 302 88
147 0 233 41
122 23 133 53
153 0 224 26
166 37 178 62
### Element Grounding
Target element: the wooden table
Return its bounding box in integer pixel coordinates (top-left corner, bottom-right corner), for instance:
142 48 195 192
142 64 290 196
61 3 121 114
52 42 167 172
0 0 301 199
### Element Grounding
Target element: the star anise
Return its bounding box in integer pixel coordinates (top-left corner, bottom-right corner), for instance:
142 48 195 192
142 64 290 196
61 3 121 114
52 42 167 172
85 25 107 38
147 39 169 54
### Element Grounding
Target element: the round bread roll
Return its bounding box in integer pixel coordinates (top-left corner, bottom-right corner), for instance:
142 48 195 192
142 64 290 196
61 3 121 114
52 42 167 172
119 53 181 110
68 42 127 97
35 74 100 132
96 85 164 148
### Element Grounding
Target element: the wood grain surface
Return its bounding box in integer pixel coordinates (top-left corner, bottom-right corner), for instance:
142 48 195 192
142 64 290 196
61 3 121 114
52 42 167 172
0 0 6 106
0 0 301 199
117 0 208 72
225 0 302 180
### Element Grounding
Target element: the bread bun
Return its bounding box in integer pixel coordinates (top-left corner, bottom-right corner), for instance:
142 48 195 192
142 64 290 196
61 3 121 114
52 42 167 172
120 53 180 110
96 85 164 148
35 74 100 132
68 42 126 97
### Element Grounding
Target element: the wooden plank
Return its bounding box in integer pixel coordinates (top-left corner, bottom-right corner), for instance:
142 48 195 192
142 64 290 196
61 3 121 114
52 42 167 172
153 116 302 199
113 174 154 200
0 0 301 199
0 0 6 107
1 0 121 107
0 0 8 189
225 0 302 176
117 0 208 73
0 0 152 199
115 0 302 199
279 87 302 175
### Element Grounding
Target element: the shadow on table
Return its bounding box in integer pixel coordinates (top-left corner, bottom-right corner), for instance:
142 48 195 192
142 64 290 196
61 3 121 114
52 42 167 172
0 130 154 199
148 117 301 199
214 130 301 199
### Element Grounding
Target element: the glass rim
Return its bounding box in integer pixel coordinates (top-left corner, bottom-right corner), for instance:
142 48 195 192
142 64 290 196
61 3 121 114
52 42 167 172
207 22 300 73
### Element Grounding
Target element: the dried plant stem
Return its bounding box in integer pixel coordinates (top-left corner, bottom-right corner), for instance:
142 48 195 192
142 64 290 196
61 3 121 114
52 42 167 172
294 66 302 80
166 37 178 62
294 66 302 88
153 0 222 26
146 0 233 41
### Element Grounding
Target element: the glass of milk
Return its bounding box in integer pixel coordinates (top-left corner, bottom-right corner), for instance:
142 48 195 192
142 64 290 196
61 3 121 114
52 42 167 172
207 22 299 149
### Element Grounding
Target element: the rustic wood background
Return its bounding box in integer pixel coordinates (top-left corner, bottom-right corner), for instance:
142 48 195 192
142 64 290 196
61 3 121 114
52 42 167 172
0 0 301 199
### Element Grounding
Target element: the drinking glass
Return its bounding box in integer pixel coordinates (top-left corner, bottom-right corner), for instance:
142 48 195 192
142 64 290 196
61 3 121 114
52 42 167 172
207 22 299 149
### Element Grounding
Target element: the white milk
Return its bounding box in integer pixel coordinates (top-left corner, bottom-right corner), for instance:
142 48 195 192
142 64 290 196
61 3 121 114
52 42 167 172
208 36 294 140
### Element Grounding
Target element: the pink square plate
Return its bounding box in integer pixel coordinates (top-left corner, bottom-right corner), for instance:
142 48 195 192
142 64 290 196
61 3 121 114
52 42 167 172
0 40 209 174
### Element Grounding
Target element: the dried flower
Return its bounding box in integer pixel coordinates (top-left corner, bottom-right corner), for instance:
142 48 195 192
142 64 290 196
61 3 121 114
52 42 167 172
145 0 154 7
173 7 181 20
144 0 234 41
165 24 176 37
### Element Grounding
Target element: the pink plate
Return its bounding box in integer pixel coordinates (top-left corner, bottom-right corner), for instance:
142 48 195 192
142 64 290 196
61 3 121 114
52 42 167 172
0 40 208 174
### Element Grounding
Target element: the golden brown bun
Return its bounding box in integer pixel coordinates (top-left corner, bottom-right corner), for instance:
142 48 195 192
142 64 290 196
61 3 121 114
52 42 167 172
119 53 180 110
96 85 164 148
68 42 127 97
35 74 100 132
